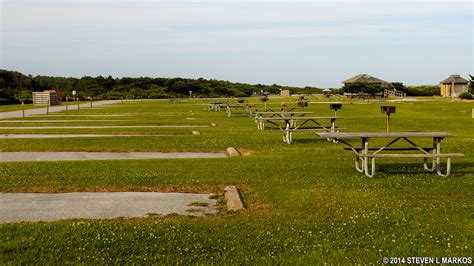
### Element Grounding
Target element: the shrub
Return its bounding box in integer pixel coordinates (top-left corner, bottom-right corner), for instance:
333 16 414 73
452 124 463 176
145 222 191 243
404 85 440 96
459 92 473 99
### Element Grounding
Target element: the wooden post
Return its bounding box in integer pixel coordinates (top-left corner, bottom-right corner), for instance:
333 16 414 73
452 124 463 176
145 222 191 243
90 97 93 108
386 113 390 133
77 98 80 110
46 96 50 115
21 101 25 118
65 97 68 111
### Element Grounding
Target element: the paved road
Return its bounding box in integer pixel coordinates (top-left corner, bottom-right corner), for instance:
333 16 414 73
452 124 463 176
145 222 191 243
0 152 227 162
0 100 123 120
0 192 218 222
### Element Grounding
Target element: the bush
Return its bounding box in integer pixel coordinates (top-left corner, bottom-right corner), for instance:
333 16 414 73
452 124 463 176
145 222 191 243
404 85 440 96
459 92 473 99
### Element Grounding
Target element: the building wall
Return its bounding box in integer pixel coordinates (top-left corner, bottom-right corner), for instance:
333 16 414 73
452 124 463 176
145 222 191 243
454 84 468 96
440 84 468 97
280 89 290 97
440 84 448 97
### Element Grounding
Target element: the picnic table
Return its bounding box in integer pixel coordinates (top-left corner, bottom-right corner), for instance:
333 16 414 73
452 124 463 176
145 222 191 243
208 102 226 112
224 103 256 117
257 115 341 144
254 111 313 130
316 132 464 177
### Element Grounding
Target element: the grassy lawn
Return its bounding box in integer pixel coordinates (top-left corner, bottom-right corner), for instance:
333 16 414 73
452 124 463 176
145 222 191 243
0 97 473 263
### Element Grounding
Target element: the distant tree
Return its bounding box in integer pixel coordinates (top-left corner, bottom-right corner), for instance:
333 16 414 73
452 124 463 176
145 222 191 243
342 83 383 97
0 69 332 104
404 85 439 96
389 82 406 91
171 81 187 95
16 90 31 103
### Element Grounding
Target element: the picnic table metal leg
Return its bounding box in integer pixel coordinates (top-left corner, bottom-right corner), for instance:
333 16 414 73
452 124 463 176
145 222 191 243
423 157 436 171
283 122 292 144
255 116 262 130
435 137 441 168
436 157 452 177
364 157 376 177
355 154 364 173
329 118 338 143
433 137 451 176
362 138 374 177
246 106 253 117
283 131 292 144
423 137 438 171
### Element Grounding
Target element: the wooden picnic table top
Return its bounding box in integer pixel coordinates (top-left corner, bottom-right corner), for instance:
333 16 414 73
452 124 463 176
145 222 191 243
257 116 340 121
316 132 455 139
254 111 313 115
225 103 255 107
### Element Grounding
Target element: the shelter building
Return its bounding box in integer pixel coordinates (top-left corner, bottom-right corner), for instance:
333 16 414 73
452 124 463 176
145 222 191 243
439 74 469 97
342 74 389 87
280 89 290 97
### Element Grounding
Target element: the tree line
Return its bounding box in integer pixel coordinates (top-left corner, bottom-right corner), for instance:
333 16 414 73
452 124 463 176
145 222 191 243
1 69 460 105
0 69 323 104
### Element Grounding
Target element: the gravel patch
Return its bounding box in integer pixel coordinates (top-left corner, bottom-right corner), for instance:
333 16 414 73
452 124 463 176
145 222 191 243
0 192 218 222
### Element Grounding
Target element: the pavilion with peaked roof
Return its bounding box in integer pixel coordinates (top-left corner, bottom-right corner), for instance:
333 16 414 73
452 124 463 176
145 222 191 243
439 74 469 97
342 74 389 86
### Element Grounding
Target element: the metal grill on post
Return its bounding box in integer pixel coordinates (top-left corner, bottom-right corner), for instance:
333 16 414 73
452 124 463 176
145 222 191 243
329 103 342 116
260 96 269 109
381 106 396 133
297 96 308 110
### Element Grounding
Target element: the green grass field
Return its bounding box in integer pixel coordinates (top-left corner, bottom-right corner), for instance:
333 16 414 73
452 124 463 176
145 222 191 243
0 97 473 263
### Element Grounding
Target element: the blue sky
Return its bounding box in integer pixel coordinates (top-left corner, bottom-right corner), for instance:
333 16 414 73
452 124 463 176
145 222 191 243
1 0 472 88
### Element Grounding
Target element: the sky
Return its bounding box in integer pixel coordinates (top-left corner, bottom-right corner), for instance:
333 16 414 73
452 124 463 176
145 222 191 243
0 0 473 88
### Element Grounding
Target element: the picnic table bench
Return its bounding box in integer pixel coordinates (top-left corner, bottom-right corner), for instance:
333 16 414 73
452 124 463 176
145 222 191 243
224 103 256 117
207 102 226 112
254 111 313 130
316 132 464 177
257 116 342 144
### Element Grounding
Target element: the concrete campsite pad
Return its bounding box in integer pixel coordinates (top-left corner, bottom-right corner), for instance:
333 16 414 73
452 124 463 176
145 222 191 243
0 134 186 139
30 114 134 117
0 192 218 222
0 120 129 123
0 152 227 162
0 125 209 129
